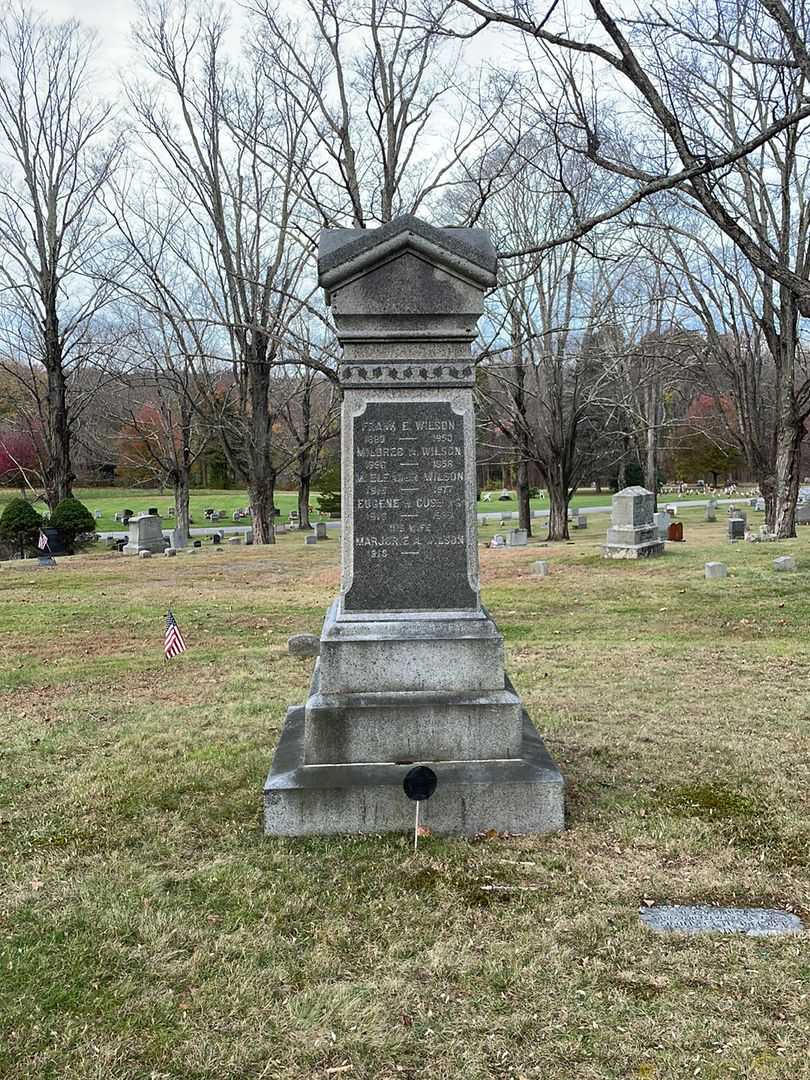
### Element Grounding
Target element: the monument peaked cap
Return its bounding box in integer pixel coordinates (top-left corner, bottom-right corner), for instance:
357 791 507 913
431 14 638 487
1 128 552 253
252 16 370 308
318 214 497 292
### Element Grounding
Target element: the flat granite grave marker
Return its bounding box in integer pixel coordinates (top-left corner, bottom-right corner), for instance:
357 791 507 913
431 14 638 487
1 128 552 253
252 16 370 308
641 905 803 936
264 215 564 837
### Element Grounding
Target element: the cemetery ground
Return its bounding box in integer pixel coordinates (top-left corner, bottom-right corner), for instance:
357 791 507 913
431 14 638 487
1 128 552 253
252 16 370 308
1 509 809 1080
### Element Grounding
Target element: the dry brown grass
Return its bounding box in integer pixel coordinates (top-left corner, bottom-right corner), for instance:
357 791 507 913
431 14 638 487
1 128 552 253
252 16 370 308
1 512 809 1079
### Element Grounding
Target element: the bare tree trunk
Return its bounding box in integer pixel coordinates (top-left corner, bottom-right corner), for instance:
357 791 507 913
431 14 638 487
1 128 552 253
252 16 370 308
546 471 569 541
516 458 531 535
644 410 658 510
772 422 803 537
248 355 276 545
298 468 311 529
174 469 191 542
617 458 627 491
250 478 276 545
44 353 73 511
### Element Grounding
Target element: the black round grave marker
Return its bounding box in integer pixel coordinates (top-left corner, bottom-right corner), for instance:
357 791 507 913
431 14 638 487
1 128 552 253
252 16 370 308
403 765 437 802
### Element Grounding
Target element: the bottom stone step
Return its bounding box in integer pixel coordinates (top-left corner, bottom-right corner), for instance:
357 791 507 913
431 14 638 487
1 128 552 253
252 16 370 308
264 708 564 836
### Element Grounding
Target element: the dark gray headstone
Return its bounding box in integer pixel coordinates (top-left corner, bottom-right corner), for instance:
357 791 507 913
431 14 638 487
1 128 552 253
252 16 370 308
347 400 474 613
41 527 66 555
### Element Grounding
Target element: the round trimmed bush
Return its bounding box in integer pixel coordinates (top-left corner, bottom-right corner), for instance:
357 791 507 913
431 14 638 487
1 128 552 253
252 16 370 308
49 497 95 554
0 497 42 559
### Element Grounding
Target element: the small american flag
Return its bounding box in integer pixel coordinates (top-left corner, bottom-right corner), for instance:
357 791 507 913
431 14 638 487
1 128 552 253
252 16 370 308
164 609 187 660
38 530 48 551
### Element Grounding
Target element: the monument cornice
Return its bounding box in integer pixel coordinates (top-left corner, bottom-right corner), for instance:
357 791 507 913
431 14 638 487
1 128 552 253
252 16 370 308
318 214 497 300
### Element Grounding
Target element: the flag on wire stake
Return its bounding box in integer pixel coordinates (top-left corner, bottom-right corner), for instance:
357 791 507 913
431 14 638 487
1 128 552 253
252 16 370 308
164 609 187 660
38 530 49 551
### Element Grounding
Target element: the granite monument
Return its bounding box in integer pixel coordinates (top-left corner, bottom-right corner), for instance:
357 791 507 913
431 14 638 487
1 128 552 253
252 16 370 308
264 216 564 836
123 513 168 555
601 486 665 559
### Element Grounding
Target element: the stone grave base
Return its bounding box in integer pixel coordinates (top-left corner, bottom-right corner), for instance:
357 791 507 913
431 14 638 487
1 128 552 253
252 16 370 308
601 540 665 559
304 663 525 763
123 539 168 554
264 706 564 837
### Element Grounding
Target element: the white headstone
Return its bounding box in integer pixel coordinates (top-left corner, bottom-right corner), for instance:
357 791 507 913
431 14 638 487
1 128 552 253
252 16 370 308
774 555 796 571
704 562 727 579
123 514 167 555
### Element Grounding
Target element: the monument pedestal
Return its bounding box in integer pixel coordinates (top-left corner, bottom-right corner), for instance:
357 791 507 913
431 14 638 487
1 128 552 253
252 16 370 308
601 487 665 559
264 217 563 836
265 706 563 836
123 513 168 555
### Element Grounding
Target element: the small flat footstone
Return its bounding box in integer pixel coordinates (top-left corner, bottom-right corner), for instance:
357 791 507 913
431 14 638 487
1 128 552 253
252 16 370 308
640 904 803 936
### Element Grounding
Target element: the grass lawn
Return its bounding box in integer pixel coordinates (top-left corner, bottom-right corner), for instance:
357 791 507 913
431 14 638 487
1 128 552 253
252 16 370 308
1 509 808 1079
0 488 306 534
0 486 733 536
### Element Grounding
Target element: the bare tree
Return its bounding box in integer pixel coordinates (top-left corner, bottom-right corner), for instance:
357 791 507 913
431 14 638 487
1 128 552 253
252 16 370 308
251 0 496 226
474 139 627 539
112 313 211 541
0 7 121 509
661 227 805 529
276 351 340 530
129 0 320 543
447 0 810 306
445 0 810 534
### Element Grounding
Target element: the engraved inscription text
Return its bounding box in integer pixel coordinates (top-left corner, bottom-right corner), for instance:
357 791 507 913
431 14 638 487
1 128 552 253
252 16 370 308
346 401 475 612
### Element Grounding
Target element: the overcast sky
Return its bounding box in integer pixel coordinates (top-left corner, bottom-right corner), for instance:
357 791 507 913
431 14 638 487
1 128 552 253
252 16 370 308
42 0 138 73
37 0 508 99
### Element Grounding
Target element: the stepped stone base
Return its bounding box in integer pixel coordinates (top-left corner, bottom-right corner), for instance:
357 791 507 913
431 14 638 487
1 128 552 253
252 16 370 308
601 540 665 559
305 663 524 764
264 707 564 837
